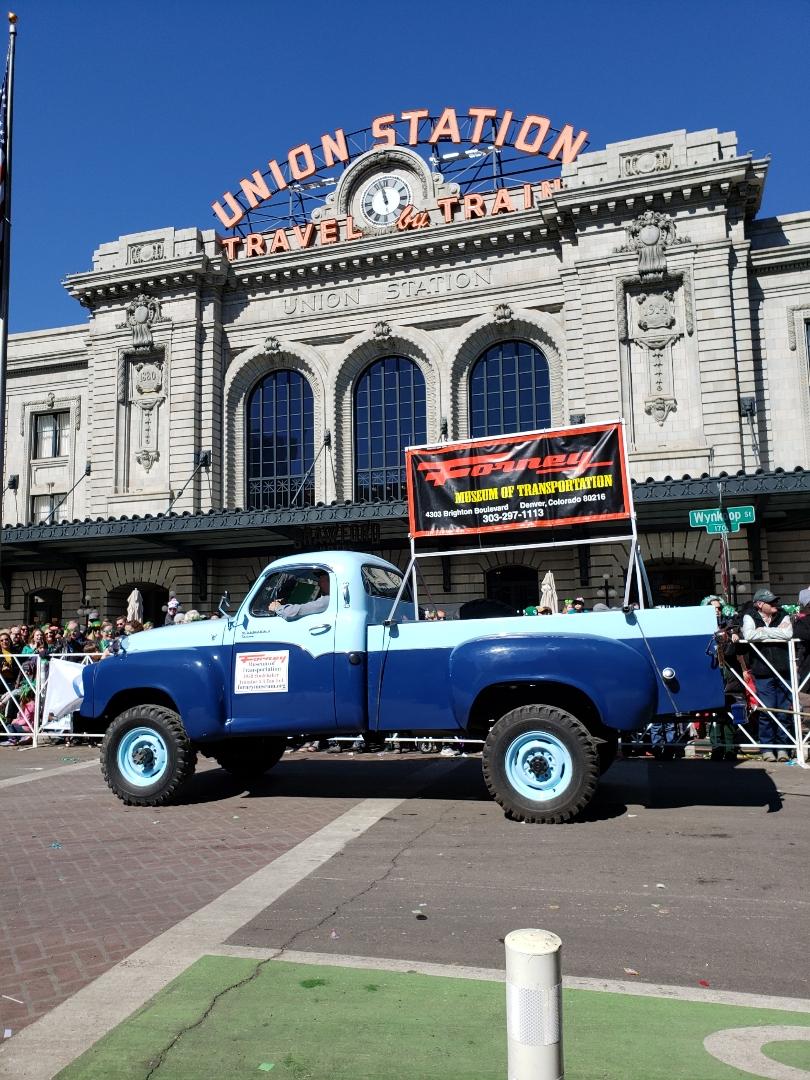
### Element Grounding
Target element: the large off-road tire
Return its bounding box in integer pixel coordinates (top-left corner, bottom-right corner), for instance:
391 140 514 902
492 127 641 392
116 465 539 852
482 704 599 824
203 737 285 780
100 705 197 806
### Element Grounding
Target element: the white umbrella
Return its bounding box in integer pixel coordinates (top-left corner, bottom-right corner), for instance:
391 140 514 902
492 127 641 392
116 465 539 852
126 588 144 623
540 571 559 614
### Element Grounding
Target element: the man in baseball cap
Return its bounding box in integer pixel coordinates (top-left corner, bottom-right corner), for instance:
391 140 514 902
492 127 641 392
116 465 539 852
742 587 793 761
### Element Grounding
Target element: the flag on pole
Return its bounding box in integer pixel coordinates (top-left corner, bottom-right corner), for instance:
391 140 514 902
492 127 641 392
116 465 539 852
0 41 9 282
0 14 17 571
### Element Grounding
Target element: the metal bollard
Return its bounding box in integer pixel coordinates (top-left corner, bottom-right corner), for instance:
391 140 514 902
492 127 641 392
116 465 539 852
505 928 563 1080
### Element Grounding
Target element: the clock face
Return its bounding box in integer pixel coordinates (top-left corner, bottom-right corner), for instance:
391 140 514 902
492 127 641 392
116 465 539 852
360 174 412 227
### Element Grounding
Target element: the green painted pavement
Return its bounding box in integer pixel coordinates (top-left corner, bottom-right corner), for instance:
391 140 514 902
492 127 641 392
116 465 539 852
56 957 810 1080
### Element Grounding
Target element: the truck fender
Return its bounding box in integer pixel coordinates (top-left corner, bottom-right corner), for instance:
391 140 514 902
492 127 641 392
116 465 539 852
449 633 659 732
79 649 230 739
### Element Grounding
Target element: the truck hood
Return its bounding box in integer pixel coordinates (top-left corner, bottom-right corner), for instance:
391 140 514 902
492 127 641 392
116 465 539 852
121 621 226 654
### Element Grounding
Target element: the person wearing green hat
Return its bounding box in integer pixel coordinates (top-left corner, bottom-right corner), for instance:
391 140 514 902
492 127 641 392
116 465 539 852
702 595 742 761
742 588 793 762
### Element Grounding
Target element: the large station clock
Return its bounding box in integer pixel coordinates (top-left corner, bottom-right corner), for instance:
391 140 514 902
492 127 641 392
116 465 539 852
359 174 412 227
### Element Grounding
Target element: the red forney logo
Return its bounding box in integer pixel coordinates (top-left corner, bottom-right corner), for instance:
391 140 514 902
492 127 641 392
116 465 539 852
416 449 613 487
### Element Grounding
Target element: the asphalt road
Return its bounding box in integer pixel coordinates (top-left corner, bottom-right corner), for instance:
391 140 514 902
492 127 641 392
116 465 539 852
230 755 810 998
2 744 808 1049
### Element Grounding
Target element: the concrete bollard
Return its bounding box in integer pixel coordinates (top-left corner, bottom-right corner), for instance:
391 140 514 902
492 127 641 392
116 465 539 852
504 928 563 1080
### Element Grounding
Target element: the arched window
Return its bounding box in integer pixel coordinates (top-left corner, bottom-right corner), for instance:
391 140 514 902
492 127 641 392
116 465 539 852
469 340 551 437
247 370 315 510
106 584 170 625
27 588 62 626
486 565 537 614
354 356 426 501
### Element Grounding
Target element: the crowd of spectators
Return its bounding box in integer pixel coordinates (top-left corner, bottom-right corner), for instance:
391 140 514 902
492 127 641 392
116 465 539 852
2 581 807 761
0 599 224 746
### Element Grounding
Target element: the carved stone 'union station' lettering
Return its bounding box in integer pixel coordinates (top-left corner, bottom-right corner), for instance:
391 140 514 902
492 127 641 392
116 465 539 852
281 268 493 315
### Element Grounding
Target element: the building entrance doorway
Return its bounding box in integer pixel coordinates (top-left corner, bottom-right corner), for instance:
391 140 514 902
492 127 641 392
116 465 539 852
485 565 537 614
106 583 170 625
644 560 715 607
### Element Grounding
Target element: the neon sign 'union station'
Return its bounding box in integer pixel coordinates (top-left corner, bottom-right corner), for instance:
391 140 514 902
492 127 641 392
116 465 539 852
3 121 810 623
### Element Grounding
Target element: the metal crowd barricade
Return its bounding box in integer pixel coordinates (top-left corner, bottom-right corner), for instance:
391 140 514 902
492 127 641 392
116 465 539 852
620 638 809 766
0 652 38 742
28 652 104 747
721 638 809 766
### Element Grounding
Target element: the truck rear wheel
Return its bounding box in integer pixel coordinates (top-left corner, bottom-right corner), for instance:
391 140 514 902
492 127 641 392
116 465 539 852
100 705 197 806
482 704 599 823
204 737 286 780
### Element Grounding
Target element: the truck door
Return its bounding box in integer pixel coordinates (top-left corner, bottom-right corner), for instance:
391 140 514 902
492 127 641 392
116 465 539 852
228 566 337 734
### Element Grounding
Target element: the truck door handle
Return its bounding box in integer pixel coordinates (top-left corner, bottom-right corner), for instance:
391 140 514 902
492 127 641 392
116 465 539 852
309 623 332 635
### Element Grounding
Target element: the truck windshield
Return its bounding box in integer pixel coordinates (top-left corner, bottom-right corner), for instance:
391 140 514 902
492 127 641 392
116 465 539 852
249 569 325 618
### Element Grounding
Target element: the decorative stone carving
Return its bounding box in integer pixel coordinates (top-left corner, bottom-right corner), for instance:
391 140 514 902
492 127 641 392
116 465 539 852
117 353 167 475
631 288 683 427
134 448 160 473
644 396 678 424
264 335 282 354
372 320 392 341
20 394 81 435
637 291 675 332
786 304 810 350
620 147 672 178
493 303 514 325
617 211 689 280
127 240 165 265
116 294 168 350
134 359 164 396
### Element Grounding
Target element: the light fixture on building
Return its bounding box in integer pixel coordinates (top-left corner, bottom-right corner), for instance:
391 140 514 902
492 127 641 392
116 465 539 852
739 397 757 417
429 147 493 166
569 412 586 425
7 474 18 490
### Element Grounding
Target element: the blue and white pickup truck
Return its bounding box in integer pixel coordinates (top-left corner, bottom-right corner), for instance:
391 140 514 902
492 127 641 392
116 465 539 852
78 550 724 823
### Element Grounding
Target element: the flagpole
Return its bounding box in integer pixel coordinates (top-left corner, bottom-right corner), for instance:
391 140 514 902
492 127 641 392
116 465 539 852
0 12 18 574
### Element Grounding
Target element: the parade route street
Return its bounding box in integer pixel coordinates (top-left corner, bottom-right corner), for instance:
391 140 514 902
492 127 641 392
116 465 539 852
0 748 808 1078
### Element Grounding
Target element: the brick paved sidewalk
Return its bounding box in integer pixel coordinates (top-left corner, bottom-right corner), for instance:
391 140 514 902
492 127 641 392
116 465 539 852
0 755 362 1038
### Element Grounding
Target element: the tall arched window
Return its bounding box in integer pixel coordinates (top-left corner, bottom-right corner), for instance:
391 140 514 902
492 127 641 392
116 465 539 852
469 340 551 437
354 356 426 501
247 370 314 510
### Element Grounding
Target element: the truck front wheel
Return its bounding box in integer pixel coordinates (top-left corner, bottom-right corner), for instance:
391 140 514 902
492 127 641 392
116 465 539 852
100 706 197 806
204 737 286 781
482 704 599 824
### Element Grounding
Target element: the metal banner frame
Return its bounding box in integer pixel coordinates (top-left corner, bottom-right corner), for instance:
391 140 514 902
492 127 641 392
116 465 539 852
400 418 644 617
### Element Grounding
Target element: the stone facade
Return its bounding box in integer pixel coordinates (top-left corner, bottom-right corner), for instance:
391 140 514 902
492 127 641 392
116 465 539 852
4 127 810 621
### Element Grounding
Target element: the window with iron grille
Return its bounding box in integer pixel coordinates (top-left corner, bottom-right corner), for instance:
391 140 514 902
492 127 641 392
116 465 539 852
354 356 426 502
246 370 315 511
33 411 70 459
469 340 551 437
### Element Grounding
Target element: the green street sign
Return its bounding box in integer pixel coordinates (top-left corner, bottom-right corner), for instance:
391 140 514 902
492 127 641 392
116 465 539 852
688 505 756 533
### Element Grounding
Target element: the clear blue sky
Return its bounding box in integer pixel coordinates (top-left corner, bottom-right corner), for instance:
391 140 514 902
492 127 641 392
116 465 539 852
7 0 810 332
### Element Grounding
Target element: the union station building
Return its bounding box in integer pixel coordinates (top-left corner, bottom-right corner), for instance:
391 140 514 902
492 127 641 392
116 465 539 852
4 118 810 624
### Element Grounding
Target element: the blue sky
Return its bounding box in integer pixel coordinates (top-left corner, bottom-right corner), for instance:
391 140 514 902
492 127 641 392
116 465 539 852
7 0 810 332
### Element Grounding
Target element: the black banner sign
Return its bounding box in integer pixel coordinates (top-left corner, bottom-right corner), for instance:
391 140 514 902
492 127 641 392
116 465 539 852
405 422 631 539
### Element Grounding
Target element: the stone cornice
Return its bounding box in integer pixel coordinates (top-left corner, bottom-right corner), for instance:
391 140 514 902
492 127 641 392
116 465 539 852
62 253 232 309
749 241 810 275
556 156 768 221
223 210 562 289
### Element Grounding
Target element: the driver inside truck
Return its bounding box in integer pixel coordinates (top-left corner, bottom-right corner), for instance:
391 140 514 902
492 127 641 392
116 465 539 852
268 571 331 621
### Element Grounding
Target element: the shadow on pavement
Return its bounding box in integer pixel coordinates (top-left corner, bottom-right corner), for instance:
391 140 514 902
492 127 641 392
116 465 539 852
177 755 491 805
601 759 784 813
176 756 784 817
